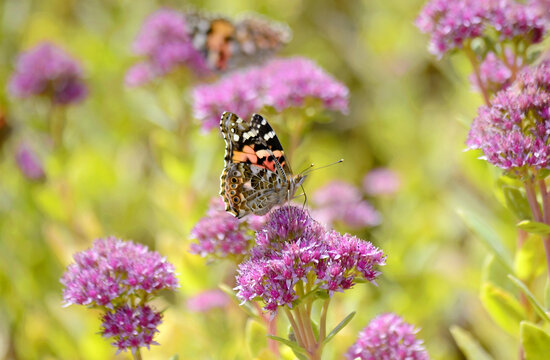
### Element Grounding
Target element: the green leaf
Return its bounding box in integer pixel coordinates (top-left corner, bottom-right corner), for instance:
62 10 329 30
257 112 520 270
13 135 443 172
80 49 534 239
458 209 514 272
500 185 532 220
323 311 356 345
267 335 307 359
449 326 493 360
508 275 550 324
480 282 527 337
168 355 179 360
521 321 550 360
482 255 514 293
517 220 550 236
514 234 546 280
245 319 267 357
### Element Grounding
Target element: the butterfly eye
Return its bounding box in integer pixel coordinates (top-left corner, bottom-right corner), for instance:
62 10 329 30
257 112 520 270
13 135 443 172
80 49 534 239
229 190 236 195
231 177 238 183
231 184 238 189
233 196 240 204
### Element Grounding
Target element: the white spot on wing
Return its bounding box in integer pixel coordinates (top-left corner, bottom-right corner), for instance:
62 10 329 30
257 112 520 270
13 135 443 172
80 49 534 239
233 134 240 141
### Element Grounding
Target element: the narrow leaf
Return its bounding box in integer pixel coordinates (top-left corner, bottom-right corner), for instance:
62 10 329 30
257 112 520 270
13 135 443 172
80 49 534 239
521 321 550 360
508 275 550 323
457 209 513 272
450 326 493 360
267 335 307 356
480 282 527 337
517 220 550 236
323 311 356 345
218 284 258 319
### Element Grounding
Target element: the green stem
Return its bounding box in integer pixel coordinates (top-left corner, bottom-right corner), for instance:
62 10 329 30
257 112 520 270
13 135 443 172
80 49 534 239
285 307 305 348
318 298 330 344
133 347 143 360
524 178 542 222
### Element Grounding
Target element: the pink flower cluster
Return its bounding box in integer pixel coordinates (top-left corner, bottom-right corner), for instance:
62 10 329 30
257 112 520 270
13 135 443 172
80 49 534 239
61 236 179 307
8 42 87 104
101 305 162 355
192 57 349 131
189 197 267 259
467 60 550 172
235 207 385 311
15 142 45 181
312 181 381 229
125 9 209 86
416 0 546 58
346 313 429 360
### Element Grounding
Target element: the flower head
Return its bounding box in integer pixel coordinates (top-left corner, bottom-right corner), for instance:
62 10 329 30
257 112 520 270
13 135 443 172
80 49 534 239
311 181 381 229
126 9 209 86
362 168 400 196
469 51 515 95
415 0 487 58
8 42 87 104
15 142 45 181
346 313 429 360
466 60 550 172
186 289 230 312
192 57 349 131
189 197 267 259
61 236 179 307
416 0 547 58
235 207 385 311
101 305 162 354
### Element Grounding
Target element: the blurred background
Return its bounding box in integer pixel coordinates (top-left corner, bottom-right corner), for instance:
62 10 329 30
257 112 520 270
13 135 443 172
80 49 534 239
0 0 527 359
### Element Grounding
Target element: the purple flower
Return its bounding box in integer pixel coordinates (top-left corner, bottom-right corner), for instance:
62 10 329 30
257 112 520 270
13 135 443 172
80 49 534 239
192 57 349 131
61 236 179 308
362 168 400 196
416 0 547 58
346 313 429 360
8 42 87 104
311 181 381 229
190 197 267 259
235 207 385 312
469 51 515 94
466 60 550 172
15 142 45 181
101 305 162 354
415 0 487 58
186 289 230 312
488 0 546 43
126 9 209 86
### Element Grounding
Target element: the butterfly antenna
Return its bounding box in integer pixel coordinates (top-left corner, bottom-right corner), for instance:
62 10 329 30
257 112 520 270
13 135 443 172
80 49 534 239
300 159 344 176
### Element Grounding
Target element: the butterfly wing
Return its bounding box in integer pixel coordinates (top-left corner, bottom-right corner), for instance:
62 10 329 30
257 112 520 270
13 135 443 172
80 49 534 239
185 12 290 72
220 112 291 218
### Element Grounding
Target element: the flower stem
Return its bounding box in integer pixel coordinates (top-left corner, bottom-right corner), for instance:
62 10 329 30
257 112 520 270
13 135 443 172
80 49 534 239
524 178 542 222
463 41 491 106
133 348 143 360
537 178 550 284
285 307 305 348
318 298 330 344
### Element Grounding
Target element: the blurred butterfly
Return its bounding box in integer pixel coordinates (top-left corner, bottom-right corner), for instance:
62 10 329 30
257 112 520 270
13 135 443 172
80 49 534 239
185 11 291 72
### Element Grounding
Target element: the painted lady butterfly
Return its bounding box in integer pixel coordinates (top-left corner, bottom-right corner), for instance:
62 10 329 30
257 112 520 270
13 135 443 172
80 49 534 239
220 112 306 218
185 12 291 72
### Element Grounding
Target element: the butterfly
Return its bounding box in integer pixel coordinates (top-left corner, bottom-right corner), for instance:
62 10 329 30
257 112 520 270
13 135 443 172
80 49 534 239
185 12 291 72
220 112 306 218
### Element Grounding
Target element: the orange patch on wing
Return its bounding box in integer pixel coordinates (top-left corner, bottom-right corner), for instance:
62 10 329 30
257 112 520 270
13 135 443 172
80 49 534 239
233 151 257 163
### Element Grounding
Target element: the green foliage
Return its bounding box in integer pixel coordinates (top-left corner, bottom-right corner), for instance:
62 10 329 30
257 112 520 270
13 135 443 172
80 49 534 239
520 321 550 360
450 326 494 360
480 282 527 337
